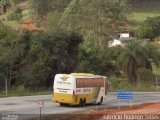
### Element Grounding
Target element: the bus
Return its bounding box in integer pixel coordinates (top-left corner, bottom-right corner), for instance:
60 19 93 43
53 73 109 107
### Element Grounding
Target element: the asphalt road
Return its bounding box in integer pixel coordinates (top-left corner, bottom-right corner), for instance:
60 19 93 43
0 92 160 114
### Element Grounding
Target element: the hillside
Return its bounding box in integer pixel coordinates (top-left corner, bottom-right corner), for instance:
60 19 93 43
0 0 160 30
0 0 160 93
130 0 160 22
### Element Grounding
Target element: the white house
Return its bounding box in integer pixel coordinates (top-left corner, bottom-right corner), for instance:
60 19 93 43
108 39 122 47
120 33 130 38
109 32 137 47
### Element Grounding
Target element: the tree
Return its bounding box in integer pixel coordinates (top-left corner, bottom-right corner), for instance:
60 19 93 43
58 0 131 76
18 29 83 88
29 0 52 20
47 0 131 51
0 21 83 89
117 41 160 84
136 16 160 40
0 24 32 87
0 0 10 14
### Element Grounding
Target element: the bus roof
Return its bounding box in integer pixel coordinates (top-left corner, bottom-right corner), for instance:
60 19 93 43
56 73 106 79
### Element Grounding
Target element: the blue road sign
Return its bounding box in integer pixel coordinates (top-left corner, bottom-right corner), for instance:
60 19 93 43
117 91 133 100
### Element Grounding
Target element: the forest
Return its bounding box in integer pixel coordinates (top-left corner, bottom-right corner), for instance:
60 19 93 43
0 0 160 93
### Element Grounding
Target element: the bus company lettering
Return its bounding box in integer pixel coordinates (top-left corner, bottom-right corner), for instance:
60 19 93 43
76 89 81 94
57 81 71 85
83 88 92 93
59 90 67 93
76 88 92 94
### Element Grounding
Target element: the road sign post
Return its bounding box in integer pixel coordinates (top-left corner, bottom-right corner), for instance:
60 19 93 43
130 99 132 108
37 100 44 120
117 91 133 109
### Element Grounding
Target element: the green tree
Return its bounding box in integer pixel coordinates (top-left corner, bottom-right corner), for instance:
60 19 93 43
0 23 16 84
29 0 52 20
0 22 83 89
0 24 32 87
136 16 160 40
117 41 160 84
0 0 10 14
47 0 131 50
18 30 83 88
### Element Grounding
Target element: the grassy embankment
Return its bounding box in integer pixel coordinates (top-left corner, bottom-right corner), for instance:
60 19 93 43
109 76 160 92
0 1 160 97
130 1 160 24
0 86 52 97
0 9 30 29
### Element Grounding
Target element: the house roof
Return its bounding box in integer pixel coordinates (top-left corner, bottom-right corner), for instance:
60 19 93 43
119 37 137 41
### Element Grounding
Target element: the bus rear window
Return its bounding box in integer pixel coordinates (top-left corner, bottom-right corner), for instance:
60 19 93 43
76 78 105 88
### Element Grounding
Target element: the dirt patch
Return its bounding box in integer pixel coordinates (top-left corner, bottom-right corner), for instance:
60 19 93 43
92 102 160 114
19 18 42 32
70 102 160 120
25 102 160 120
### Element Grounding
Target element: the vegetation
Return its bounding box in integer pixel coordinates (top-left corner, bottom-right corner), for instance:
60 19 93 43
0 86 52 97
0 24 83 89
29 0 51 21
117 41 160 84
129 0 160 26
0 0 10 14
7 6 22 20
0 0 160 94
136 16 160 40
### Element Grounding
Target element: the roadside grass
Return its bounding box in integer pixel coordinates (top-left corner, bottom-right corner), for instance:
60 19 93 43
2 20 21 29
0 78 159 98
109 76 160 92
132 1 160 13
129 1 160 24
0 86 52 98
130 12 160 23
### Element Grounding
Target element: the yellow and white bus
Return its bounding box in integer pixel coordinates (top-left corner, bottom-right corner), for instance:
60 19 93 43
53 73 108 107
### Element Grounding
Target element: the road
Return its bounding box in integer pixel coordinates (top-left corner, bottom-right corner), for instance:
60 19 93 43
0 92 160 114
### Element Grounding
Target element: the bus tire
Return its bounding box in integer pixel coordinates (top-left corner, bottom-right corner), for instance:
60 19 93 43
60 103 64 106
60 103 67 106
83 98 86 107
98 97 103 105
79 98 83 107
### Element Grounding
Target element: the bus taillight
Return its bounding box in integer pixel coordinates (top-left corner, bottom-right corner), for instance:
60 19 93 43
73 90 75 97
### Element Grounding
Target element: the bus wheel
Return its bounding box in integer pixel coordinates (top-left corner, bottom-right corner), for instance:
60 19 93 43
79 98 83 107
83 98 86 107
98 97 103 105
60 103 66 106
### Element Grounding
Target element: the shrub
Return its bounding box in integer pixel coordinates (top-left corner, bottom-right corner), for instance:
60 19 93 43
136 16 160 40
7 12 15 20
7 6 22 21
137 68 155 82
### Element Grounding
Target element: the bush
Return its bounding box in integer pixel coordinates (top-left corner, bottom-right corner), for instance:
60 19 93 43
7 6 22 21
136 16 160 40
7 12 15 20
108 76 157 91
137 68 155 82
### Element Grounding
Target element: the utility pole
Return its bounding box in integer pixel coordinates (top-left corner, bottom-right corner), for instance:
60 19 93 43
5 78 8 96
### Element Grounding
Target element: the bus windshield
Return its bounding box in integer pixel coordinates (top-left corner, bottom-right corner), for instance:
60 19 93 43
54 75 75 89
